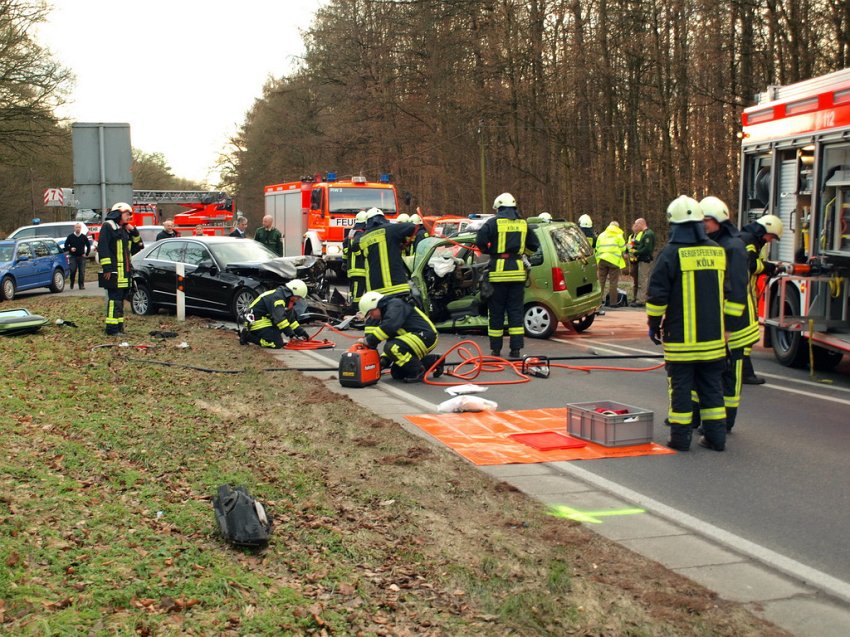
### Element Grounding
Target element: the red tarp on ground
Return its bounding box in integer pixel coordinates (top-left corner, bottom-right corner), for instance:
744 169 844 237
405 408 675 465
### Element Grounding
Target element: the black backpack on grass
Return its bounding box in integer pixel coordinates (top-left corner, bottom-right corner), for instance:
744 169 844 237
212 485 272 548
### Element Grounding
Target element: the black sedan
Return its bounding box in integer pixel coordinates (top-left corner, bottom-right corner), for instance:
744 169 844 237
129 236 332 319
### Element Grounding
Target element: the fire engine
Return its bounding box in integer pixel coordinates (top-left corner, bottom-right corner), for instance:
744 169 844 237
132 190 236 235
263 173 400 271
739 67 850 369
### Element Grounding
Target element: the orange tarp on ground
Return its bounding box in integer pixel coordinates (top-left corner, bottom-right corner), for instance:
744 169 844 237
405 408 675 465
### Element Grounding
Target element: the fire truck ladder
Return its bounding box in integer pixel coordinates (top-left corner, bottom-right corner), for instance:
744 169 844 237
132 190 231 205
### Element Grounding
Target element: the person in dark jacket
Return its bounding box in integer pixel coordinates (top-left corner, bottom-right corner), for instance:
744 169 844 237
627 217 656 307
578 214 597 249
254 215 283 255
64 222 91 289
699 197 757 433
406 212 430 257
239 279 309 349
229 216 248 238
359 291 441 383
352 208 416 298
475 193 541 358
155 220 179 241
646 195 727 452
342 211 368 308
99 202 144 335
738 214 784 384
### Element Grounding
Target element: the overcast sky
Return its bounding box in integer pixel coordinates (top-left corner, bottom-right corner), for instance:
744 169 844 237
36 1 323 185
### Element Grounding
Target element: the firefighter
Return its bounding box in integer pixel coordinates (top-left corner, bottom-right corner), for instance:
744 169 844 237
474 192 541 358
239 279 310 349
538 212 553 223
578 214 596 249
595 220 627 308
738 214 784 384
647 196 727 451
700 196 757 433
395 213 410 223
353 207 416 297
406 213 430 257
358 291 441 383
342 211 368 308
99 202 144 335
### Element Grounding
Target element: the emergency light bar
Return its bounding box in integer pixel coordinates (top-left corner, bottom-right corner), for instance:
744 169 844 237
351 175 367 184
326 172 338 182
379 173 392 183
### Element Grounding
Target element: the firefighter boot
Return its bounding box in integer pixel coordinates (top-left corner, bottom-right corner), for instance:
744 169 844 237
421 354 445 378
698 421 726 451
666 421 692 451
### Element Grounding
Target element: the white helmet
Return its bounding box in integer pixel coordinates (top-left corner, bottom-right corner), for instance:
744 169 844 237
396 213 410 223
410 213 422 224
285 279 308 298
756 214 784 239
699 196 730 223
666 195 703 224
111 202 132 212
355 211 368 223
365 207 384 219
358 291 384 315
538 212 552 222
492 192 517 210
578 214 593 228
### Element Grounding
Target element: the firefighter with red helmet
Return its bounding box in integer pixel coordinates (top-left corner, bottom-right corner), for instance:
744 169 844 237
99 202 144 335
647 196 727 451
239 279 310 349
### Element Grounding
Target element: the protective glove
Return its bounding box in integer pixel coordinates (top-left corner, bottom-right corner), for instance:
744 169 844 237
647 316 662 345
295 328 309 340
762 260 777 277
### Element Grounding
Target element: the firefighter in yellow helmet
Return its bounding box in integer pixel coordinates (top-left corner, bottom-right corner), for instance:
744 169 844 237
342 211 368 308
647 196 727 451
239 279 310 348
99 202 144 335
738 213 784 384
474 193 541 358
358 291 441 382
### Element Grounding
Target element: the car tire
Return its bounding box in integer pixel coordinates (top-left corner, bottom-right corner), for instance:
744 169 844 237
523 303 557 339
569 313 595 333
231 287 259 319
769 285 807 367
131 283 157 315
1 276 15 301
49 268 66 293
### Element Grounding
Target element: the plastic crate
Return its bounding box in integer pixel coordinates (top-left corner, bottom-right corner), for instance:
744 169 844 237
566 401 653 447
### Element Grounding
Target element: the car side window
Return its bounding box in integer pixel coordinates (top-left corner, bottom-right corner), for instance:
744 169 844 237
16 243 33 259
184 243 212 266
157 241 186 263
14 227 36 239
31 241 49 257
46 241 60 255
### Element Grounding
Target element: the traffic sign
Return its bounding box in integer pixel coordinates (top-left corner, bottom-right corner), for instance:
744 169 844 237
43 188 65 207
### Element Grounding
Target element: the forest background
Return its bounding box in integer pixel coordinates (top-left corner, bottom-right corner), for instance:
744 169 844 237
2 0 849 236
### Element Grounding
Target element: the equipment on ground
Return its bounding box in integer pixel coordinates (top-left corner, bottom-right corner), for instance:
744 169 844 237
338 343 382 387
0 308 49 336
264 173 400 273
212 484 272 548
739 68 850 369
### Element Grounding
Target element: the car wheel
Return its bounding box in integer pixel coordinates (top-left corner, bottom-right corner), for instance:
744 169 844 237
231 287 259 319
49 268 66 293
570 313 595 333
1 276 15 301
769 285 807 367
131 284 156 315
524 303 557 339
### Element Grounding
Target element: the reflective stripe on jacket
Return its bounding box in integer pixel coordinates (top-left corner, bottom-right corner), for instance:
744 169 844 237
474 212 540 283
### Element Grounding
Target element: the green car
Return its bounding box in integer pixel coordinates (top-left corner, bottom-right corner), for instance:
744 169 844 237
407 220 601 338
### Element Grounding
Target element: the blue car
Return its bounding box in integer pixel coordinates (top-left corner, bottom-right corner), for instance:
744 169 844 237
0 238 70 301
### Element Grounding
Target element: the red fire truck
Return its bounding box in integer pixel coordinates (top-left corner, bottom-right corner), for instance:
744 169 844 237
739 67 850 369
263 173 400 271
133 190 236 235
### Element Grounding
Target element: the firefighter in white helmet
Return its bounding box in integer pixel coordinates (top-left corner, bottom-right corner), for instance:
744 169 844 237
474 193 541 358
647 196 728 452
395 213 410 223
538 212 553 223
239 279 310 348
577 214 596 248
698 196 756 434
353 208 416 297
737 213 785 384
358 291 442 382
342 211 369 307
405 211 430 257
100 202 144 335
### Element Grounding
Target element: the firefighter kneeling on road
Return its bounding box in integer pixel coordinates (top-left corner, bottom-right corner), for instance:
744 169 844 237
647 196 728 452
239 280 310 349
358 291 442 383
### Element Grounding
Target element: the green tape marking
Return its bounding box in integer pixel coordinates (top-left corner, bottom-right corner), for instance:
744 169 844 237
548 504 645 524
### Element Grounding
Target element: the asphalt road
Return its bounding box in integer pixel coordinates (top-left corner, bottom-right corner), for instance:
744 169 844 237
302 308 850 589
19 286 850 590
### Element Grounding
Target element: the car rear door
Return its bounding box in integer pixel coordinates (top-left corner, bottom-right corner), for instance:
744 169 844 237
29 240 54 286
183 241 231 314
147 240 186 307
545 225 598 299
